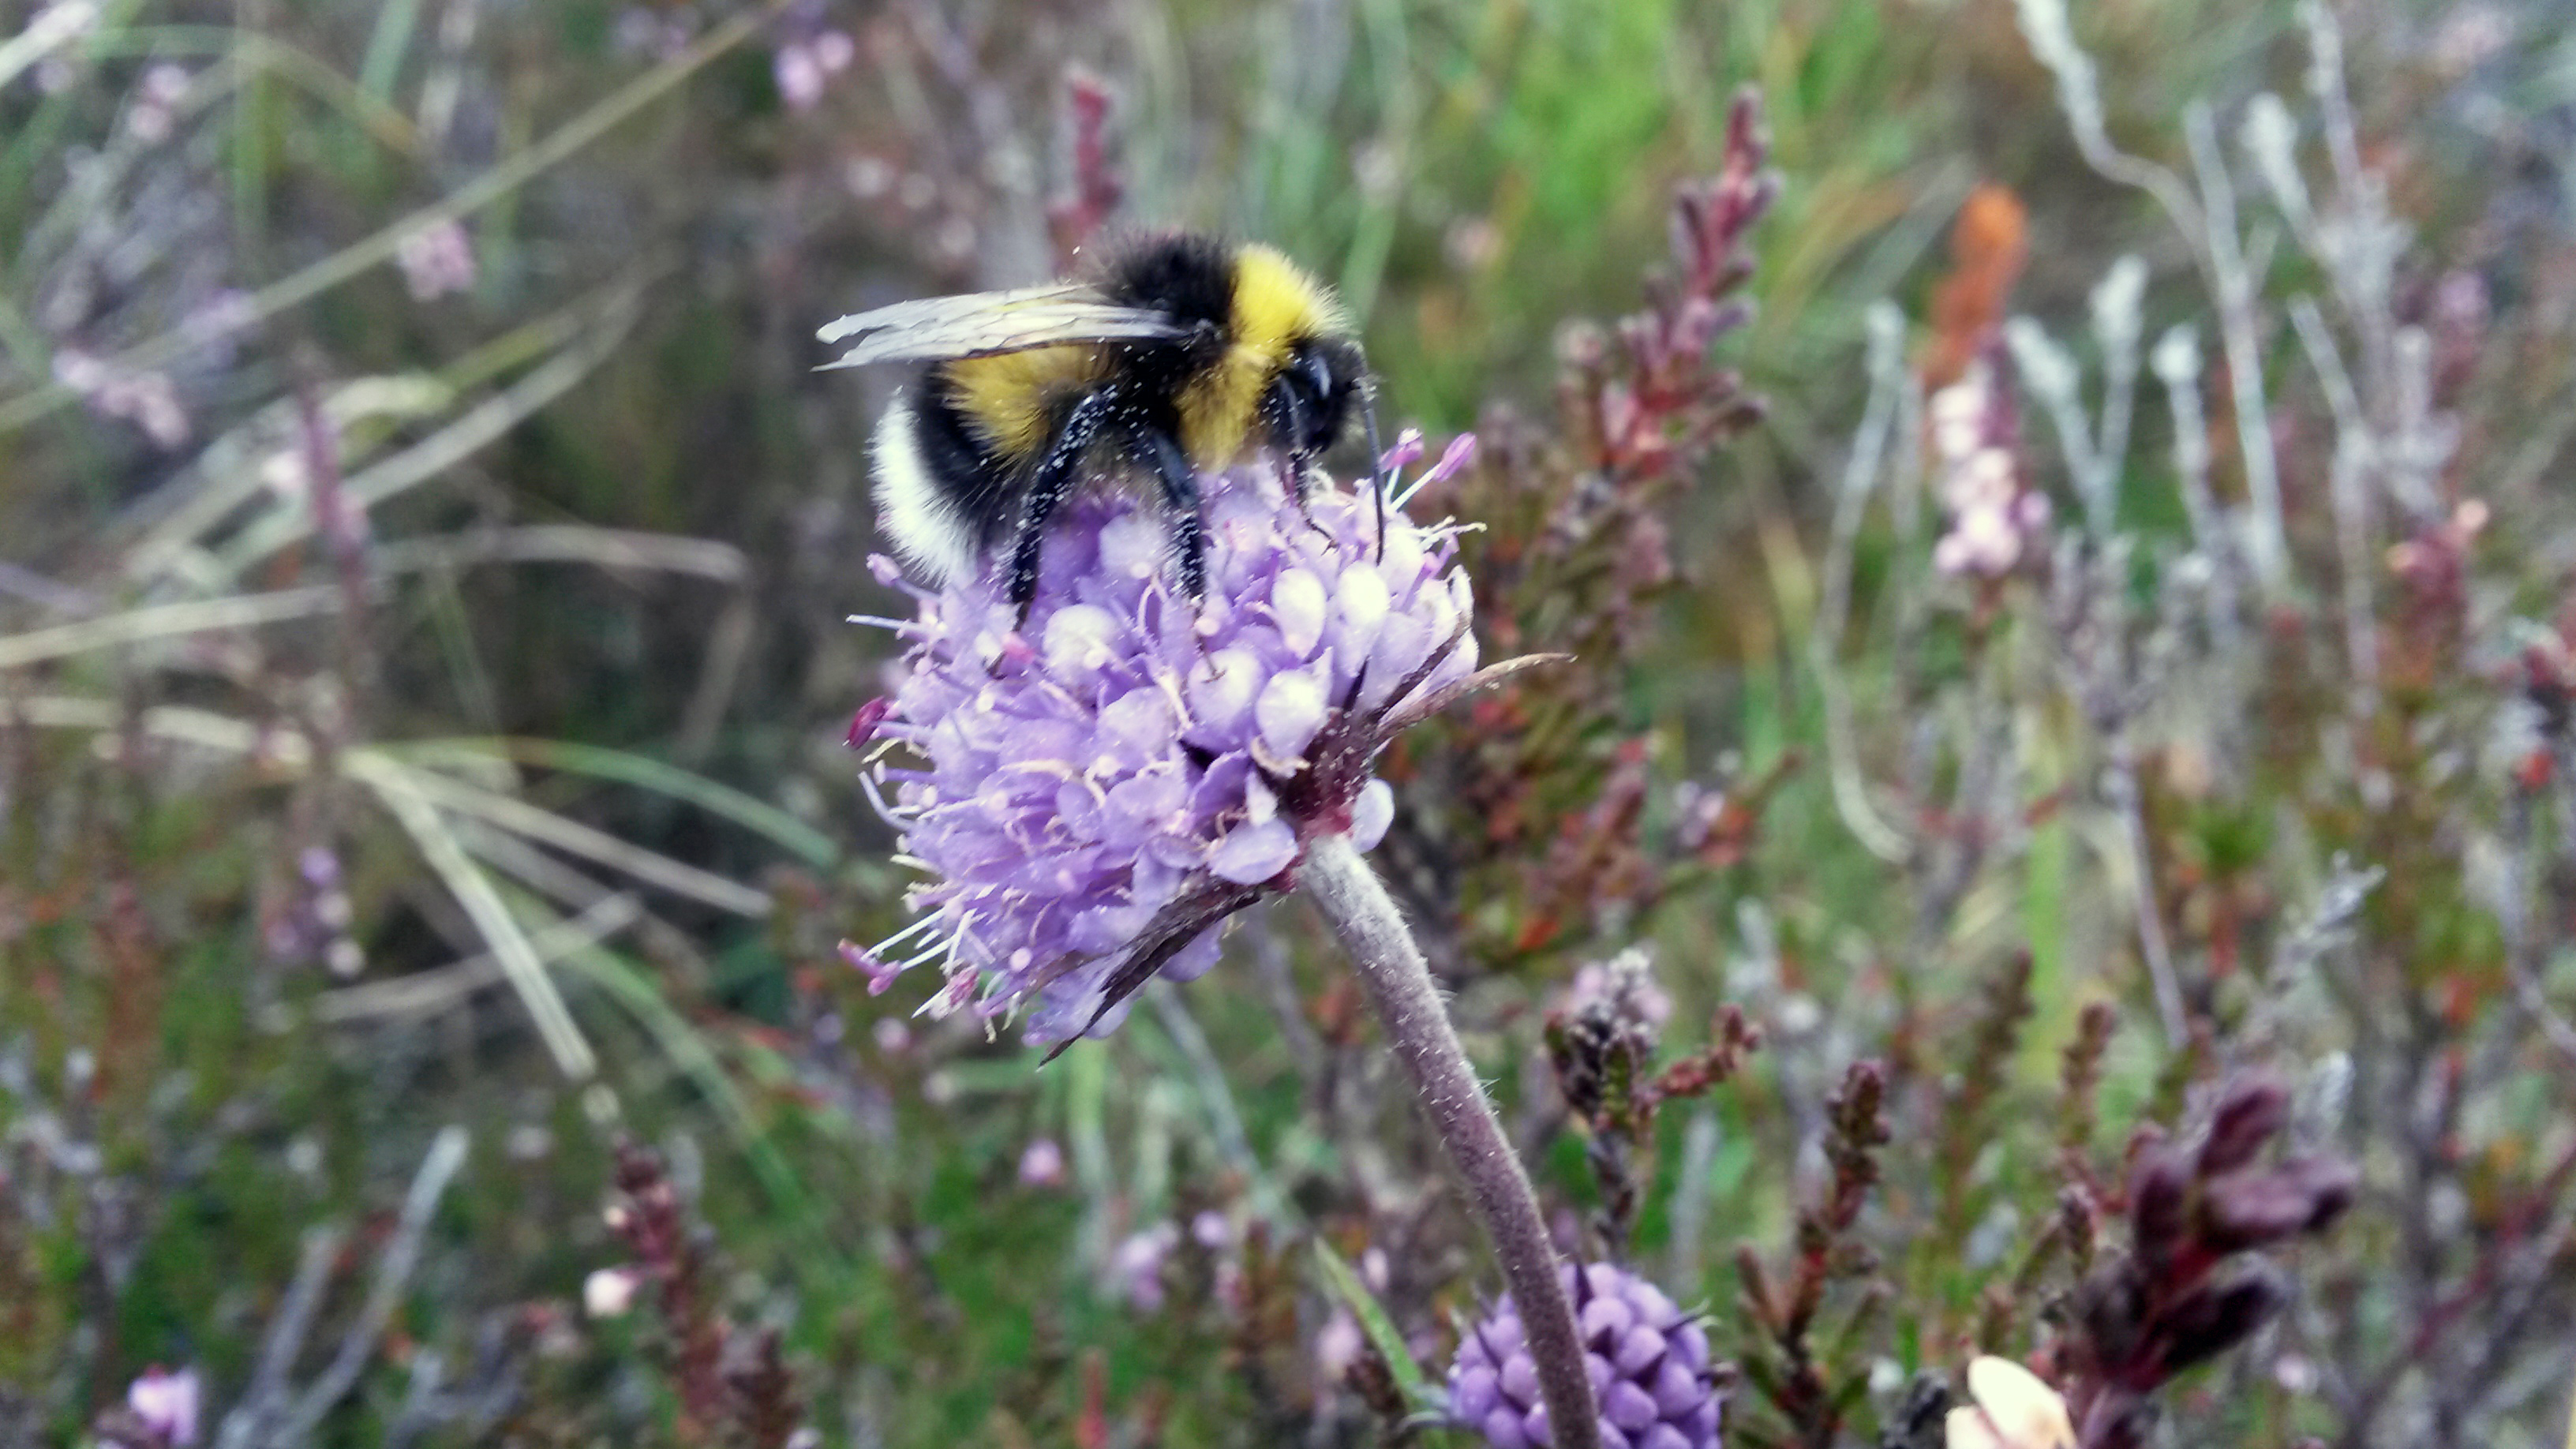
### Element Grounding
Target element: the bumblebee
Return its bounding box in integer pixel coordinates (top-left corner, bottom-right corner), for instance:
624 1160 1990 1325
818 232 1375 615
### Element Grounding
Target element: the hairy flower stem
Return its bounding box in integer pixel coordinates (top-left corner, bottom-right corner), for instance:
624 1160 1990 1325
1300 832 1601 1449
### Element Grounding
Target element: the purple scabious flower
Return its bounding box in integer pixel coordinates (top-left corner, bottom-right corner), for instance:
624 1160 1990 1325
850 448 1483 1046
1450 1262 1722 1449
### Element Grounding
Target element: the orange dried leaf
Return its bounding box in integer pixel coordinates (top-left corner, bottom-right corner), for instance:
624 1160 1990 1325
1924 184 2031 388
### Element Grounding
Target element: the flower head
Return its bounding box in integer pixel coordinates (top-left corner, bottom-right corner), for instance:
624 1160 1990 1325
1448 1261 1722 1449
854 459 1488 1046
125 1366 200 1447
1944 1356 2074 1449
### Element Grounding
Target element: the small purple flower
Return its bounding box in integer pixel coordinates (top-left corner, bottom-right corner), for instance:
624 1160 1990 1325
1927 354 2046 580
773 28 853 110
1315 1307 1366 1383
396 219 476 301
1449 1262 1722 1449
1017 1136 1067 1187
852 459 1487 1046
126 1366 199 1447
1111 1222 1179 1312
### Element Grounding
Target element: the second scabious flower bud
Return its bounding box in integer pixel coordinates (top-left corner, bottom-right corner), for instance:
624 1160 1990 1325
851 451 1479 1044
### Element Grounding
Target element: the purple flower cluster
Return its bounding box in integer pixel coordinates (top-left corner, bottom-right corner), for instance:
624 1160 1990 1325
1450 1262 1722 1449
848 450 1478 1044
1929 351 2049 579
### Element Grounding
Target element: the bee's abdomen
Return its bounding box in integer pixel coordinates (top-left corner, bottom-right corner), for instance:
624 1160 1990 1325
910 379 1024 547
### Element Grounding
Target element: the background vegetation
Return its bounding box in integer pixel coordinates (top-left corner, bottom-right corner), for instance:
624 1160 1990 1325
4 0 2573 1444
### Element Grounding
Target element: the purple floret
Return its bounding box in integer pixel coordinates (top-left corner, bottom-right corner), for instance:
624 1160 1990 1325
1449 1261 1724 1449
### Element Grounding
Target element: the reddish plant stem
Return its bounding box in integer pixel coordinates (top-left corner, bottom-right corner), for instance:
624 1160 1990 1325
1299 832 1601 1449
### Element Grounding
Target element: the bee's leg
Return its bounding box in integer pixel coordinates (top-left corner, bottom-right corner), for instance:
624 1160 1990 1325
1289 460 1337 547
1358 377 1387 561
1006 385 1120 623
1258 371 1326 522
1134 425 1208 602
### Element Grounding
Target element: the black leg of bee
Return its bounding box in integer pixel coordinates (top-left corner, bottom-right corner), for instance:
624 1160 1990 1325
1134 425 1208 601
1007 384 1121 623
1360 379 1387 562
1268 378 1309 493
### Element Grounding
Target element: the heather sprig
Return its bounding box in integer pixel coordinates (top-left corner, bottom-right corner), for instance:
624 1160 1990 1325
602 1140 808 1449
1394 88 1777 965
1548 949 1762 1255
2050 1076 2357 1447
1733 1060 1892 1447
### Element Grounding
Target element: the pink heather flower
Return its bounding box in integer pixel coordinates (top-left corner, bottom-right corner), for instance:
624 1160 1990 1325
396 219 476 301
1315 1308 1366 1383
1017 1136 1067 1187
1111 1222 1179 1312
1563 947 1672 1035
54 349 188 448
1190 1208 1232 1249
773 28 852 110
1449 1262 1721 1449
1927 357 2045 579
852 457 1481 1046
125 62 189 142
126 1366 200 1446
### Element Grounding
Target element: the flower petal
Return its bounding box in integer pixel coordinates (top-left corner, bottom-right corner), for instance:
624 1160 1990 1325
1255 665 1330 761
1350 780 1395 851
1208 818 1297 884
1271 567 1328 657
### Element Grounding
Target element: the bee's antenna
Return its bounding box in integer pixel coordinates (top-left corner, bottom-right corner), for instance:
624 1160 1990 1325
1359 365 1387 562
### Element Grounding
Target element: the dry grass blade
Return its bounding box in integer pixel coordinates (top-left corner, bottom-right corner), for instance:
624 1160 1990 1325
0 586 344 669
3 698 603 1080
380 760 771 917
212 289 646 579
118 376 456 585
348 757 598 1080
372 525 747 582
311 893 643 1025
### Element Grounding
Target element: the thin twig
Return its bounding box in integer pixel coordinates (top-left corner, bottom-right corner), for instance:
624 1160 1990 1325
2290 297 2383 715
1812 302 1913 864
215 1226 349 1449
271 1127 471 1445
2183 101 2289 593
2106 735 2188 1047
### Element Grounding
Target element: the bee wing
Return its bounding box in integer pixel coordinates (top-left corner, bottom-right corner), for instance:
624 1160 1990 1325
815 284 1192 369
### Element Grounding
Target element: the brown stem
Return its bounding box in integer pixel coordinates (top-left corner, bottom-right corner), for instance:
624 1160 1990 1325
1298 832 1601 1449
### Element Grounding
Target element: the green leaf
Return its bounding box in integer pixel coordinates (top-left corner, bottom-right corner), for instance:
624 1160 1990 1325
1312 1239 1443 1413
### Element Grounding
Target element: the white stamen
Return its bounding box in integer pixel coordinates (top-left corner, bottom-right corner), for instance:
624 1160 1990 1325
858 770 915 829
867 913 942 959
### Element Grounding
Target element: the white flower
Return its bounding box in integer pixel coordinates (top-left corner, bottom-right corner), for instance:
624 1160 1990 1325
584 1265 642 1319
1945 1356 2075 1449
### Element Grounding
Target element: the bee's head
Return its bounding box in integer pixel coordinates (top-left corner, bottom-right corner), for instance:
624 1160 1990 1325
1266 335 1367 464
